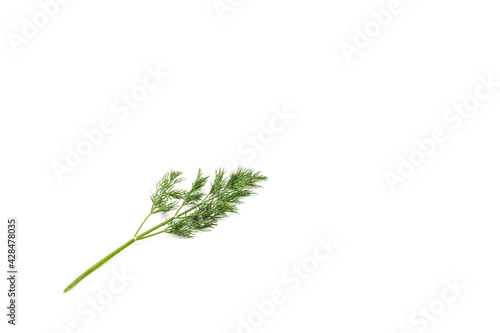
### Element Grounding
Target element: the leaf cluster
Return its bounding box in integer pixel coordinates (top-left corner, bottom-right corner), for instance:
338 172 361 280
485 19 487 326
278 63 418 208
150 170 185 214
151 167 267 238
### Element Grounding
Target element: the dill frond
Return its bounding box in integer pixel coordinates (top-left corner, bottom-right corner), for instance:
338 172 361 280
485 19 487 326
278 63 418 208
63 167 267 293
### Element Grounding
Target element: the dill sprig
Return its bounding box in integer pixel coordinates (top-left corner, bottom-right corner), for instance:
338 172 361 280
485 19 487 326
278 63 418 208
63 167 267 293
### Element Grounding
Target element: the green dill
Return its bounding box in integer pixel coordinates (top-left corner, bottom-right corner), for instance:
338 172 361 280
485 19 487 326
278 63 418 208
63 167 267 293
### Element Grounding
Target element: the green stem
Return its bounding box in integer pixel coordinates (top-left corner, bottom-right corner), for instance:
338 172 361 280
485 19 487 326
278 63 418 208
63 239 135 293
136 199 210 239
137 230 165 240
136 216 177 239
133 213 152 239
174 201 186 217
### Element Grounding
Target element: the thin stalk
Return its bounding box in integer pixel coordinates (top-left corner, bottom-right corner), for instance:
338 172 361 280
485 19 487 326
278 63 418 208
63 239 135 293
174 202 186 217
136 199 210 239
136 215 177 239
137 230 165 240
133 213 152 239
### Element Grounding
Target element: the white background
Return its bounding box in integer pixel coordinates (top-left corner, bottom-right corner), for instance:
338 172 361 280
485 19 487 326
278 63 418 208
1 0 500 332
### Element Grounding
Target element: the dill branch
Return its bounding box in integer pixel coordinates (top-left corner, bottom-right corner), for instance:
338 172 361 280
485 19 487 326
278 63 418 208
63 166 267 293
